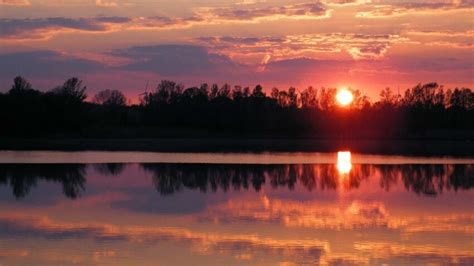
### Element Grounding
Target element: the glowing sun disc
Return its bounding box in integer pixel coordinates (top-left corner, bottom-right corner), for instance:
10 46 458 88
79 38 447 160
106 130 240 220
336 89 353 106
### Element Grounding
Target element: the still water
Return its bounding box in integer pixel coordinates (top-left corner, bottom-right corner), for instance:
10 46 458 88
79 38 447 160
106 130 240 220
0 152 472 265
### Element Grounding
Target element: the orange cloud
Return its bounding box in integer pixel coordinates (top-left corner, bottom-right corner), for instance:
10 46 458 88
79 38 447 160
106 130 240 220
0 213 330 263
0 17 131 41
0 0 30 6
356 0 474 17
323 0 372 6
198 194 474 235
197 33 408 63
195 2 331 22
405 30 474 49
0 248 29 258
354 241 474 263
0 2 332 41
199 197 393 230
95 0 117 7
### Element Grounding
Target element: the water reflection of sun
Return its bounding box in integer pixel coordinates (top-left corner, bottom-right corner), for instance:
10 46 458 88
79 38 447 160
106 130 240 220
337 151 352 175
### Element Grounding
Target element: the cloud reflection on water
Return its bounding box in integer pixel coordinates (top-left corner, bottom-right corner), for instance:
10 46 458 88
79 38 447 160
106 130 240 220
0 161 472 265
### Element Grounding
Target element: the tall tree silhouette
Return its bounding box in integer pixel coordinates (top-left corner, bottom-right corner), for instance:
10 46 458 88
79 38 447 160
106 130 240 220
51 77 87 103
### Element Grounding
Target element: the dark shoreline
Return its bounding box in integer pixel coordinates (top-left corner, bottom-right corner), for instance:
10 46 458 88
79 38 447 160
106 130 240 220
0 138 473 156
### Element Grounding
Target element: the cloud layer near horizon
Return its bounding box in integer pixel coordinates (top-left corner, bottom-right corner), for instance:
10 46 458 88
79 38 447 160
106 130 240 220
0 0 473 99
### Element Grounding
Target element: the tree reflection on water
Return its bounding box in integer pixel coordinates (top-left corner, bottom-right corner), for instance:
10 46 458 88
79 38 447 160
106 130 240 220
0 164 86 199
142 163 473 196
0 163 472 199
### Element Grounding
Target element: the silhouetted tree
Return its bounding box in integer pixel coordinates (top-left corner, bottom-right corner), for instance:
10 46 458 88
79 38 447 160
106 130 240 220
350 89 370 109
242 86 251 98
448 88 473 110
93 89 127 107
51 77 87 103
251 84 265 98
199 83 210 98
301 86 318 108
278 90 290 107
271 87 279 100
209 83 219 100
379 87 400 107
288 87 298 108
219 83 231 98
9 76 32 93
233 85 243 99
318 87 337 110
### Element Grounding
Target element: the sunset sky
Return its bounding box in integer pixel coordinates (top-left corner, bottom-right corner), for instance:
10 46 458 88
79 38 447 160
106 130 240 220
1 0 473 100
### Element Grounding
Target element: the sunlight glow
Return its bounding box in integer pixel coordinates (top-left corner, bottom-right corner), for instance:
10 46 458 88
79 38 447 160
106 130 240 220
337 151 352 174
336 89 354 106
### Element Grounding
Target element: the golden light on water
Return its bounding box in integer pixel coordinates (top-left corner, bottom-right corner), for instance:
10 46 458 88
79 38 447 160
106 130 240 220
337 151 352 174
336 89 353 106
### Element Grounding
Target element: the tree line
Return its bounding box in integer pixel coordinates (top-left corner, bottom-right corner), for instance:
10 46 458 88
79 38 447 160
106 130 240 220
0 76 472 138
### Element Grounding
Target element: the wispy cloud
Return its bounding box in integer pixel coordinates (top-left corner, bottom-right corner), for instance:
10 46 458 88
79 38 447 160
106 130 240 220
405 29 474 49
95 0 117 7
323 0 372 6
0 17 131 40
197 33 408 63
0 213 329 264
354 241 474 264
195 2 330 22
0 0 30 6
0 248 29 258
406 29 474 37
0 2 331 41
199 197 393 230
356 0 474 17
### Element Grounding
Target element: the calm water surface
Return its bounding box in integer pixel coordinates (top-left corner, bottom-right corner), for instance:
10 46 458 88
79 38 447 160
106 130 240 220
0 152 472 265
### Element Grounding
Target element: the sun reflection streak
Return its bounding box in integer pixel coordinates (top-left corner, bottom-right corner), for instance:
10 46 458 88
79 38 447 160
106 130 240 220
337 151 352 174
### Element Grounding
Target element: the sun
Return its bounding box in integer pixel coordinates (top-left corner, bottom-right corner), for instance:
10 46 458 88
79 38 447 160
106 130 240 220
336 89 354 106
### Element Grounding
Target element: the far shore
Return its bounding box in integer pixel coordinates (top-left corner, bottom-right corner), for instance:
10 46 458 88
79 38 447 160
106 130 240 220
0 138 472 156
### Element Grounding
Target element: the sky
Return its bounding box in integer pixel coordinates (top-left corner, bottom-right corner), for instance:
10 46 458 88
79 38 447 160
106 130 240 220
0 0 473 100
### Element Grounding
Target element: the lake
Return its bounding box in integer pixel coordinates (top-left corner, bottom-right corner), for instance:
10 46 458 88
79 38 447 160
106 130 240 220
0 151 472 265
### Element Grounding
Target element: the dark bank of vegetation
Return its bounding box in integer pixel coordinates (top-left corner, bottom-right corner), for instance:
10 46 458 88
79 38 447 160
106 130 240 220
0 163 472 199
0 76 472 143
